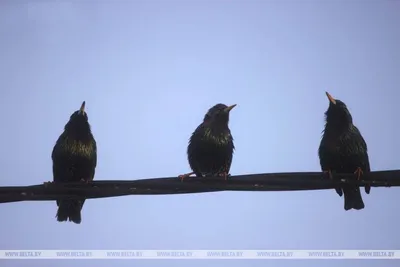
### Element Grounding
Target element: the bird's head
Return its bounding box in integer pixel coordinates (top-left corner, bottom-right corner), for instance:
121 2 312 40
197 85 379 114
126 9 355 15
70 101 89 121
324 92 353 126
203 103 236 126
64 101 90 132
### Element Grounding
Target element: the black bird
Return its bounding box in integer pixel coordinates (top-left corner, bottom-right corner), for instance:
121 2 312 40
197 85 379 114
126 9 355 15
179 103 236 181
318 92 370 211
49 101 97 224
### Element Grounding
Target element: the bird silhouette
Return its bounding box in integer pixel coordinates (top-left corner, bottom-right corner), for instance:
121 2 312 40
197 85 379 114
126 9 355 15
179 103 236 181
48 101 97 223
318 92 370 210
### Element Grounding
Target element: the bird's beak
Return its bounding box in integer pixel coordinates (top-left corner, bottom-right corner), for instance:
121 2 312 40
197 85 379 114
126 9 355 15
224 104 237 112
79 101 86 114
325 92 336 105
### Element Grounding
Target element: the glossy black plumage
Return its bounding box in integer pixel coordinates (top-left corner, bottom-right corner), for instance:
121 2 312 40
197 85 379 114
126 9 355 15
180 103 236 180
51 101 97 224
318 92 370 211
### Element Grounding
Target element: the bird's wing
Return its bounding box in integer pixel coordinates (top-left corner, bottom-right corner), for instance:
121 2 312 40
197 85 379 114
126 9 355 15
187 125 204 176
224 133 235 173
352 126 369 162
91 137 98 169
89 141 97 181
318 135 331 171
51 133 71 183
352 126 370 172
341 126 370 171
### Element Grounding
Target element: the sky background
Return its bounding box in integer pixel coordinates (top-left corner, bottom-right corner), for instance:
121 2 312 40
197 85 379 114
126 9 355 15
0 0 399 267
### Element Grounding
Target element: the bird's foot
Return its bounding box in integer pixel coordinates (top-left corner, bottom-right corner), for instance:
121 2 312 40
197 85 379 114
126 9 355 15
218 172 230 181
178 172 194 182
80 178 90 184
43 181 53 187
354 167 363 180
323 170 333 179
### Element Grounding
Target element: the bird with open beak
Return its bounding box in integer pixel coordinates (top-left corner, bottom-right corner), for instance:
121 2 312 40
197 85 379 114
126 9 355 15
46 101 97 224
318 92 371 210
179 103 236 181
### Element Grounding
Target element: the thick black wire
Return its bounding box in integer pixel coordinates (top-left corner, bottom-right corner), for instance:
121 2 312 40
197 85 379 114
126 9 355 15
0 170 398 203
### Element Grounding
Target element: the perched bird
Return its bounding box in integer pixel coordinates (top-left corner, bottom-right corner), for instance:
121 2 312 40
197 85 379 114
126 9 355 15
318 92 370 211
179 103 236 181
50 101 97 224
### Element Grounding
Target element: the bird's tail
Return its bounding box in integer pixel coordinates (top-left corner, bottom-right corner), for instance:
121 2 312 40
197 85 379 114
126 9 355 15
56 199 85 224
343 186 364 211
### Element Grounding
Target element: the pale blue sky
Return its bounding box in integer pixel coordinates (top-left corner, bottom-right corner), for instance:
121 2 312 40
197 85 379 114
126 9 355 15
0 1 399 267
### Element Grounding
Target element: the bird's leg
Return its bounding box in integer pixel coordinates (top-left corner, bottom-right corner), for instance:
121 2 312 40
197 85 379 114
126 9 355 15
43 181 53 187
323 169 333 179
80 178 90 184
218 171 230 181
178 172 195 182
354 167 363 180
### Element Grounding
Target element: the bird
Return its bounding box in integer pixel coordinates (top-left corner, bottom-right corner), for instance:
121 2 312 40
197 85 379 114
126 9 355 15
179 103 236 181
318 92 370 211
48 101 97 224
